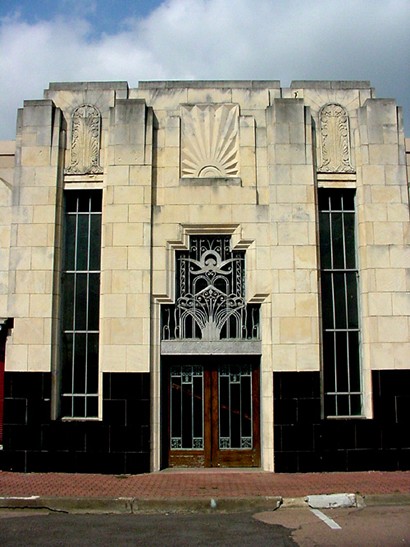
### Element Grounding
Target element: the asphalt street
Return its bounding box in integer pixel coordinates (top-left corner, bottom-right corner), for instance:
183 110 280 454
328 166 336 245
1 506 409 546
0 510 296 546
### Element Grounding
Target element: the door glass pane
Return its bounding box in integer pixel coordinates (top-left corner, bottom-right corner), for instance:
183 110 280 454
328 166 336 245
218 364 253 450
170 365 204 450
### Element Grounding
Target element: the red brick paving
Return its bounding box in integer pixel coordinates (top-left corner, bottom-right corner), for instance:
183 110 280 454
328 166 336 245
1 470 409 499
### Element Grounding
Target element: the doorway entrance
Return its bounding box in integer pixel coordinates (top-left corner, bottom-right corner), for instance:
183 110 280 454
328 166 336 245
164 357 260 468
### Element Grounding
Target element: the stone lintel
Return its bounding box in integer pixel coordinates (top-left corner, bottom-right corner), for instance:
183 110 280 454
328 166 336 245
161 339 262 355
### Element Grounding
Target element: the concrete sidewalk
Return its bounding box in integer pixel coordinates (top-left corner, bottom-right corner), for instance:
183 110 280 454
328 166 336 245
1 469 410 513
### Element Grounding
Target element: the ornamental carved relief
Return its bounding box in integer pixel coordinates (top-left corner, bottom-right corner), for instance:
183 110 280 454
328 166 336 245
318 103 354 173
65 104 103 174
181 104 240 178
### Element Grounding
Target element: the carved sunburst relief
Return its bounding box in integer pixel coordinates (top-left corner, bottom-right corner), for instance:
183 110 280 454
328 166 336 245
181 104 240 178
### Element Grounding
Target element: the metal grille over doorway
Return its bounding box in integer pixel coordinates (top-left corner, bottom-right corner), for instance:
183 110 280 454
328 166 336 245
162 235 259 343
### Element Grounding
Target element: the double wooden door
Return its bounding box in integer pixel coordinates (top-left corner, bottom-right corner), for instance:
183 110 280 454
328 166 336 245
165 358 260 468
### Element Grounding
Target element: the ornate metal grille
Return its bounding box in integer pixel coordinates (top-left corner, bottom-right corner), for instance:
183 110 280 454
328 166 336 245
162 235 259 341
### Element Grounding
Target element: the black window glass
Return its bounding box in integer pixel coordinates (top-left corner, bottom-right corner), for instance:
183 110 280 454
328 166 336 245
346 273 359 328
61 191 101 419
319 213 331 269
344 212 356 269
319 189 362 417
65 215 76 270
89 215 101 270
331 213 344 269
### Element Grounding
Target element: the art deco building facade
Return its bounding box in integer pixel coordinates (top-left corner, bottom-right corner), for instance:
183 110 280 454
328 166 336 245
0 80 409 473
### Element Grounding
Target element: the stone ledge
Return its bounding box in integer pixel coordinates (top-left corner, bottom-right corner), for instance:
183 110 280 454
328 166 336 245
161 339 262 355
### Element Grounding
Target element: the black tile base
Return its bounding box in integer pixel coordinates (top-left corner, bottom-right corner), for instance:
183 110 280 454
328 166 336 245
274 370 410 473
1 372 150 474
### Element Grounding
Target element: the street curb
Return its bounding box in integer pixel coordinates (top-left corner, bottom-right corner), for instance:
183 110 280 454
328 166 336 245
1 493 409 514
362 493 410 506
0 496 283 514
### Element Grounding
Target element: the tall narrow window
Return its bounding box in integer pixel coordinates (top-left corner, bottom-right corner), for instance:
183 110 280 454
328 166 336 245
61 191 102 418
319 189 362 417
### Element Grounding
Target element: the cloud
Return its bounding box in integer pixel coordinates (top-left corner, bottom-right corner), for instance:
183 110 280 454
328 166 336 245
1 0 409 139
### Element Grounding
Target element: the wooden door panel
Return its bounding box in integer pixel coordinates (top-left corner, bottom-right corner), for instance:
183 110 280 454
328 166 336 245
212 363 260 468
166 359 260 468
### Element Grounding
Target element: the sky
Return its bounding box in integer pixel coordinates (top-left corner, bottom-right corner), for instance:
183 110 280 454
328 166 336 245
0 0 409 140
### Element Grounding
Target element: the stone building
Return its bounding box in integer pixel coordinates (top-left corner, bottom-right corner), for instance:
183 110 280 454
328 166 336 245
0 80 409 474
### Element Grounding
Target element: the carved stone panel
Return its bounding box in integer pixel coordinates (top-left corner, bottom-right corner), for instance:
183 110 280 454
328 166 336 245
66 104 103 174
181 104 239 178
318 103 354 173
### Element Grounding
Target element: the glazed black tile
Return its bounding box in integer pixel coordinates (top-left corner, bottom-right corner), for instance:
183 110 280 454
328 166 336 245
395 395 410 424
103 399 127 426
354 420 382 450
103 373 112 400
280 424 315 452
75 451 106 473
398 449 410 470
381 423 410 450
26 451 53 472
50 423 86 452
124 452 150 475
273 425 283 451
85 424 109 453
320 449 348 472
346 449 378 471
110 373 140 399
296 451 323 473
48 451 77 473
4 398 27 425
140 425 150 450
0 450 28 472
274 398 298 425
297 398 321 424
97 452 127 474
321 420 356 450
140 373 150 398
273 451 298 473
27 398 51 426
110 425 142 452
7 425 42 451
127 399 150 427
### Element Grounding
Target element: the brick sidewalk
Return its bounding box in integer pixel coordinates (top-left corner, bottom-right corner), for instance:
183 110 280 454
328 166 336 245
1 470 409 499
